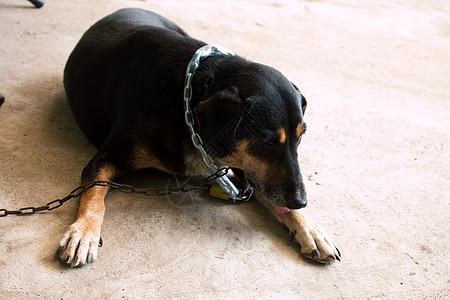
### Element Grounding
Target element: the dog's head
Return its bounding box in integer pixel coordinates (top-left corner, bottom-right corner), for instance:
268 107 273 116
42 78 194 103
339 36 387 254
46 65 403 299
194 61 308 211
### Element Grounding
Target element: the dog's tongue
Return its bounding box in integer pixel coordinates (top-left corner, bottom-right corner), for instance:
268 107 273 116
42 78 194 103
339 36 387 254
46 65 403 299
274 207 291 214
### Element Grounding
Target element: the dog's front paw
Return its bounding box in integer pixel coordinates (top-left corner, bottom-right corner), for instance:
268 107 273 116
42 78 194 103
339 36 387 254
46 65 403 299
57 220 102 268
290 219 341 264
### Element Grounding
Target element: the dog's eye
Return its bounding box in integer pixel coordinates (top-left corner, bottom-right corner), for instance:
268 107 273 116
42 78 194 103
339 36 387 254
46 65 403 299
262 137 276 146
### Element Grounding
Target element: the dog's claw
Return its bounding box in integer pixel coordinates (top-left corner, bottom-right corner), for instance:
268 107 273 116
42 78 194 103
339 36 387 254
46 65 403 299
99 237 103 247
56 246 63 257
87 253 93 264
65 256 71 264
336 247 341 257
313 249 320 258
73 259 81 268
336 255 341 262
289 230 296 242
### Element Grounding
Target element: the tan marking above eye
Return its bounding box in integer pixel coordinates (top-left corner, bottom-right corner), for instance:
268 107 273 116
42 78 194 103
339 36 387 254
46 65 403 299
296 123 303 139
278 128 286 143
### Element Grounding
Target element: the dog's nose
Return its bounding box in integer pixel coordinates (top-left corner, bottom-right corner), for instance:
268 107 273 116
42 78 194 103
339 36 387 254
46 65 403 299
282 176 307 209
287 198 307 209
285 192 307 209
286 189 307 209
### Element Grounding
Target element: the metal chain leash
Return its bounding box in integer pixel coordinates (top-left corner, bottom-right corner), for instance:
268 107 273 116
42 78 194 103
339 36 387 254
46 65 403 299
183 45 254 202
183 45 234 173
0 45 255 217
0 167 231 218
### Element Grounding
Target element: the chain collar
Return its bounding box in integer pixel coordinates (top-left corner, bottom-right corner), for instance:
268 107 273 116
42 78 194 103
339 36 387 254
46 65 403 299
183 45 254 202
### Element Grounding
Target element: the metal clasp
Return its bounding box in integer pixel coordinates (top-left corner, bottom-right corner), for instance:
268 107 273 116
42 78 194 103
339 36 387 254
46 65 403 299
235 183 254 202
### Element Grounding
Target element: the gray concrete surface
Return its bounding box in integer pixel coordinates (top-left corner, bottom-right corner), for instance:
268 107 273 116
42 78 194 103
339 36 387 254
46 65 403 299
0 0 449 298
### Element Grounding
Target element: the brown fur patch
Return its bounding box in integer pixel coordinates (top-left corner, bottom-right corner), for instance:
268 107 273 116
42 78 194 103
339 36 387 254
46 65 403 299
183 144 209 175
218 140 270 182
132 146 171 173
77 164 116 220
278 128 286 143
216 140 248 169
296 123 303 139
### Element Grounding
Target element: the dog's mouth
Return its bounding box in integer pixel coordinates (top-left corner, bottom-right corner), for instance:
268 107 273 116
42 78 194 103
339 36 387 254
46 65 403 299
244 177 294 215
274 207 291 214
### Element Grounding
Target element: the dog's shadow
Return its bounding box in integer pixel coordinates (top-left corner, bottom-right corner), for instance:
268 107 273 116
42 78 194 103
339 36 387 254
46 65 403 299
44 88 92 152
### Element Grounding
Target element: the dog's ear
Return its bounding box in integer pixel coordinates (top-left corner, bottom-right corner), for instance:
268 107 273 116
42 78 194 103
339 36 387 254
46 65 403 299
193 87 244 156
194 86 243 134
292 82 307 115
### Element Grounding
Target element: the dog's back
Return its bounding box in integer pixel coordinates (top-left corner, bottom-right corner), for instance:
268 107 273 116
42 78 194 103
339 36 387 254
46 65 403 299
78 8 189 45
64 8 198 147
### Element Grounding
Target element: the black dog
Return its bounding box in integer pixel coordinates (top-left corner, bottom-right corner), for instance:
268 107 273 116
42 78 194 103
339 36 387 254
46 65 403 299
58 8 340 267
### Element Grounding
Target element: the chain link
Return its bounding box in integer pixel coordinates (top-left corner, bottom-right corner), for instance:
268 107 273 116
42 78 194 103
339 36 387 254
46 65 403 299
0 167 231 218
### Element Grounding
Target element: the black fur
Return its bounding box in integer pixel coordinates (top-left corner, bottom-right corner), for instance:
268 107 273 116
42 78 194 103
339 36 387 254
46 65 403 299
65 8 308 209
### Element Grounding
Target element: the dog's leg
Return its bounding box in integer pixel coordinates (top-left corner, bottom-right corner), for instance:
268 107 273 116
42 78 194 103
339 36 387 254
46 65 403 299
57 155 120 267
231 169 340 263
256 195 341 264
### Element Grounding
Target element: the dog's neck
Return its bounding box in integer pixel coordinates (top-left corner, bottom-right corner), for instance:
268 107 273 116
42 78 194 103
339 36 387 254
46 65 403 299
190 55 227 107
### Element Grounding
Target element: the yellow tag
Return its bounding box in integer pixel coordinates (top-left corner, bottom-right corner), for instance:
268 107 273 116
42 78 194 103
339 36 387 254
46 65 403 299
209 183 230 200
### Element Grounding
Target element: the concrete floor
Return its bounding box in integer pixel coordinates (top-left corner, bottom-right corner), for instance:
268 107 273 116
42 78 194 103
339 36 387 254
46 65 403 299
1 0 449 298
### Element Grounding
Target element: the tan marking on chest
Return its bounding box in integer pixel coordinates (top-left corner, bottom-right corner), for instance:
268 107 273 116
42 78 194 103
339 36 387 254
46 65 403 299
183 144 209 176
132 146 171 173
